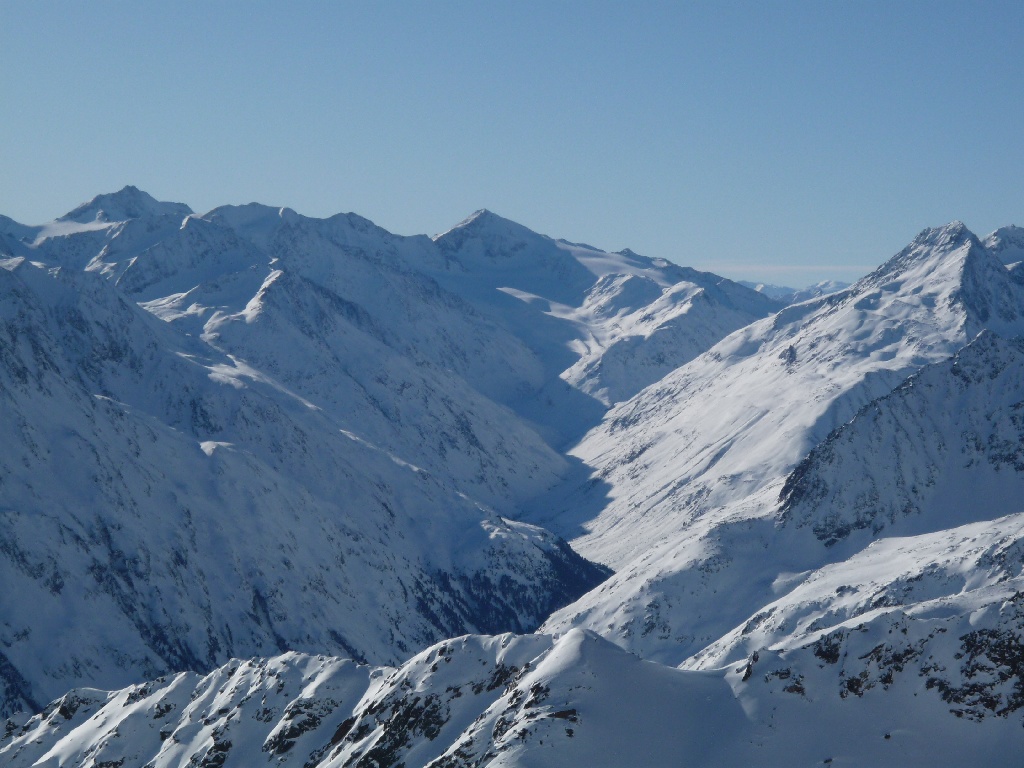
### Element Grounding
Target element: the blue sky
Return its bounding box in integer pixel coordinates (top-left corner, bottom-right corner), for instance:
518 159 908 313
2 1 1022 285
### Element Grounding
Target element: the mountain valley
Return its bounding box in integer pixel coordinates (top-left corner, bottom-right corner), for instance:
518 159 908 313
2 188 1023 766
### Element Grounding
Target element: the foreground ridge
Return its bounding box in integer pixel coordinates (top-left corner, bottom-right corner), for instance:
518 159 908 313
4 623 1022 767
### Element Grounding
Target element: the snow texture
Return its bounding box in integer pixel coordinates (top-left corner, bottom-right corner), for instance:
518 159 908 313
4 190 1024 766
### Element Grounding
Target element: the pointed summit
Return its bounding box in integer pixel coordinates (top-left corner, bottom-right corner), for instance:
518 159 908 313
456 208 497 227
913 220 976 249
844 220 1024 336
856 221 981 288
60 186 192 224
432 208 538 245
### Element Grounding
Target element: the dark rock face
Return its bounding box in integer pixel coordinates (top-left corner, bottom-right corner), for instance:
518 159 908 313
928 596 1024 720
780 333 1024 547
741 593 1024 724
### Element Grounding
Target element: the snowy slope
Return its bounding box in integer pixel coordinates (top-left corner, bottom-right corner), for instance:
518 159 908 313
0 256 607 716
669 330 1024 676
0 187 194 275
0 190 782 728
3 191 778 509
693 511 1024 673
6 625 1022 768
144 212 561 512
0 652 375 768
432 211 780 420
555 223 1021 561
541 222 1024 666
6 191 1024 765
41 199 563 514
778 331 1024 548
983 224 1024 267
62 185 193 225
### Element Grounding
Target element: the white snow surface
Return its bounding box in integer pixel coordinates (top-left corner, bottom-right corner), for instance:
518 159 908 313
0 189 769 717
432 210 780 417
0 255 606 705
540 222 1024 666
983 224 1024 267
0 194 620 716
5 624 1021 767
4 190 1024 765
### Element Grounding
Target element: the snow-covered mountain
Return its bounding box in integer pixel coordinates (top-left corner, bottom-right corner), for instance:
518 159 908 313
983 224 1024 267
738 279 798 300
4 188 1024 765
778 330 1024 548
432 210 780 420
0 255 608 717
739 278 850 305
539 222 1024 668
0 188 775 720
5 623 1020 767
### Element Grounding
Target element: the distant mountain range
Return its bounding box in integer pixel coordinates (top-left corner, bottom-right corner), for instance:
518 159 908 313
2 189 1023 766
738 278 850 303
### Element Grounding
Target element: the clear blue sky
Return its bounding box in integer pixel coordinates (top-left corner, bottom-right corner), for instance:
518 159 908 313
2 1 1022 285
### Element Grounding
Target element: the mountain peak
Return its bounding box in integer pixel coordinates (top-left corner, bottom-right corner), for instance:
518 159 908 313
436 208 511 237
433 209 550 255
983 225 1024 266
839 219 1024 340
907 220 978 252
464 207 495 223
858 220 981 288
60 186 193 224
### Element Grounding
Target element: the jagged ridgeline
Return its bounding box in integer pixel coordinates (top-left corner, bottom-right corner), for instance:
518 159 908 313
4 189 1024 766
4 628 1022 766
